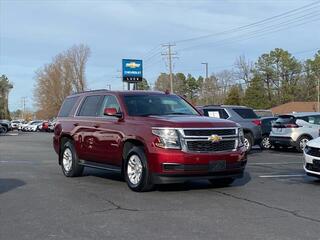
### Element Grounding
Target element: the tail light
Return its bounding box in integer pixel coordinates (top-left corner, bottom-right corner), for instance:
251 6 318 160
284 123 300 128
252 120 261 126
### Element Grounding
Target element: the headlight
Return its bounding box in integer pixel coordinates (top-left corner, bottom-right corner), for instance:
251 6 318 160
238 128 244 147
152 128 181 149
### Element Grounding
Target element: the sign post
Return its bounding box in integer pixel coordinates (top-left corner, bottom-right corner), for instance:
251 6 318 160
122 59 143 91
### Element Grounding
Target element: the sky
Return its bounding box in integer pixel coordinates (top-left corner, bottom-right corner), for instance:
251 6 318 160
0 0 319 111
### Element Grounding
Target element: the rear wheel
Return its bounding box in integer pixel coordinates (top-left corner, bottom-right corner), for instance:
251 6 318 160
124 146 154 192
209 178 235 187
244 133 253 152
1 126 8 134
260 135 271 149
296 136 311 152
60 140 84 177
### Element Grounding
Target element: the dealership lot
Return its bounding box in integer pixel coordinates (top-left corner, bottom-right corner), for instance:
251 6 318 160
1 133 320 240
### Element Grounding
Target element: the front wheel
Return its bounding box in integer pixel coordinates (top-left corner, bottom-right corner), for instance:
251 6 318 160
244 133 253 152
296 136 311 152
124 146 154 192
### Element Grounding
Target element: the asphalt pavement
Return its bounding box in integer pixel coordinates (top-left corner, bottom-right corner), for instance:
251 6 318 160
1 132 320 240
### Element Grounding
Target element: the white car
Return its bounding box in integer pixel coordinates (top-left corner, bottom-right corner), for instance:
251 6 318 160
23 121 43 132
303 137 320 178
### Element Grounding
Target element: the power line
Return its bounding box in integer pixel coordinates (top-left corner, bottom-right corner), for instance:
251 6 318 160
177 10 320 52
173 0 320 44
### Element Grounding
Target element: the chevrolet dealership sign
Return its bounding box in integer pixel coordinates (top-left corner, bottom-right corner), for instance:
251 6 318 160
122 59 143 82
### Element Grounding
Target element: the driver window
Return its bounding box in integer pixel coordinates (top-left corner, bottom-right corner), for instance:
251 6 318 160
99 95 121 116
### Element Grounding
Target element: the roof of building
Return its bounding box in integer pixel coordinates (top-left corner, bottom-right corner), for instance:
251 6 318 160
269 102 319 115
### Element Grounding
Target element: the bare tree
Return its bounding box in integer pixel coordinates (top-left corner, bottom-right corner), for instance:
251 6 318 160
66 44 90 92
34 44 90 119
234 55 253 86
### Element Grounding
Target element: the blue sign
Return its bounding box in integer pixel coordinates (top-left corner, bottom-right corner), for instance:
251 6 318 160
122 59 143 82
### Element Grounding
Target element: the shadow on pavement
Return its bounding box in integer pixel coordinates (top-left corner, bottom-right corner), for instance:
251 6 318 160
156 172 251 192
0 178 25 194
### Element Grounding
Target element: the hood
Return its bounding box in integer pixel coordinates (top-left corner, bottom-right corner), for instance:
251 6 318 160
307 137 320 148
133 115 238 128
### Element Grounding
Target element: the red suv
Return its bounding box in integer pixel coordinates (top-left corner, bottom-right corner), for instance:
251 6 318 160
53 90 247 192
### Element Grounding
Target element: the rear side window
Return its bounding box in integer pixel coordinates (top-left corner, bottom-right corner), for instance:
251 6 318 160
78 95 103 117
203 109 229 119
233 108 258 119
58 97 79 117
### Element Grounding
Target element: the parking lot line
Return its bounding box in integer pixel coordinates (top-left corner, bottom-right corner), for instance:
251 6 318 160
249 162 302 166
259 174 305 178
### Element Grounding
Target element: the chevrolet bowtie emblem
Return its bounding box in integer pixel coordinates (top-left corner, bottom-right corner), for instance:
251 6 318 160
208 134 222 143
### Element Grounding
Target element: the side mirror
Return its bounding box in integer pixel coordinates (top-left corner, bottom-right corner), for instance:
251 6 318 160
104 108 122 118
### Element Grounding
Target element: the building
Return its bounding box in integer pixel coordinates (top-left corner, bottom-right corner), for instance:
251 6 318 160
270 102 319 115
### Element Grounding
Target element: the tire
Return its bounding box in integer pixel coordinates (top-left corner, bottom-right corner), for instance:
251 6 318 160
209 178 235 187
1 126 8 134
260 135 271 149
124 146 154 192
244 133 253 152
60 140 84 177
296 135 311 152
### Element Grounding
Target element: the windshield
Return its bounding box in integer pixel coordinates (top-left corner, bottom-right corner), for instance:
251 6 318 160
124 94 199 116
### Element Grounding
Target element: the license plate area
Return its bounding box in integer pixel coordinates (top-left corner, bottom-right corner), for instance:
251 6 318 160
209 160 226 172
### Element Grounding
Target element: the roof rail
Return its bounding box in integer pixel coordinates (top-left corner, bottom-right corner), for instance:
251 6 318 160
71 89 109 95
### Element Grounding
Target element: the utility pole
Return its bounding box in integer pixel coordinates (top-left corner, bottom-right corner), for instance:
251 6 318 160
201 62 209 81
317 76 320 112
162 43 177 93
21 97 27 120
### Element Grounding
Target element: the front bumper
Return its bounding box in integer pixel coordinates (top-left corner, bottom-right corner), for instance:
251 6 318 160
304 151 320 177
152 165 246 184
147 147 247 183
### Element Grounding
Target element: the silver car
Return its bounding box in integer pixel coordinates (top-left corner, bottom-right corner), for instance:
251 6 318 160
269 112 320 152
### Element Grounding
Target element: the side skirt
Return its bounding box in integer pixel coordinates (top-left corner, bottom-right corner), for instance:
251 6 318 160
79 160 121 173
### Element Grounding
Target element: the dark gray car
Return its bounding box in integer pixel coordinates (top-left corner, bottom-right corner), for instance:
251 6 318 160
198 105 262 152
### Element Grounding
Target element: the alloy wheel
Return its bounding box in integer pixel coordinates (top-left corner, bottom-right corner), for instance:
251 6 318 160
262 136 271 149
62 148 73 172
127 154 143 185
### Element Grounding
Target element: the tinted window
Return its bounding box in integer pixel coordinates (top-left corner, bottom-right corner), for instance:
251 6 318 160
233 108 258 119
275 115 296 124
78 95 103 117
124 94 198 116
58 97 79 117
99 95 121 116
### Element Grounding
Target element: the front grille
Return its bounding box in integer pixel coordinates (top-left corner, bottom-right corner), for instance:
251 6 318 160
306 163 320 172
305 147 320 157
186 140 236 152
184 129 236 136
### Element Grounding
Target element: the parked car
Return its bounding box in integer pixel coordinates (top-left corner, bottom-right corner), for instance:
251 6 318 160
22 120 43 132
254 109 274 118
270 112 320 152
197 105 262 152
260 117 278 149
11 120 23 130
303 137 320 178
0 119 12 133
53 90 247 192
